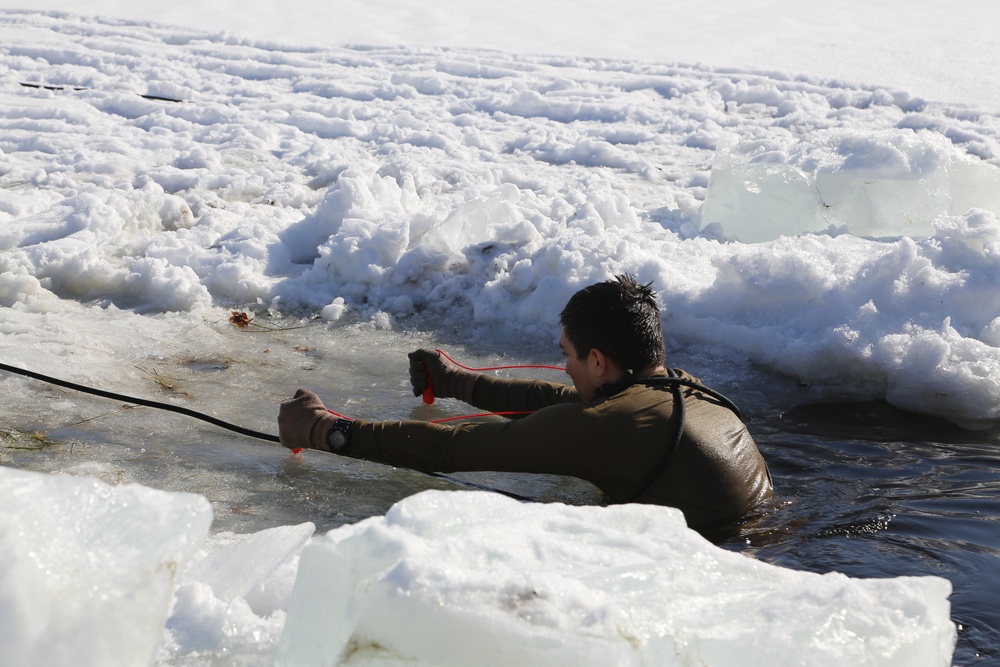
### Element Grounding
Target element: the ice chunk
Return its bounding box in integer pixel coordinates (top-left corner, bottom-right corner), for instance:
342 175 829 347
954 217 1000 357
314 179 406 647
276 490 955 667
0 467 212 667
164 525 315 658
702 128 1000 242
182 522 315 604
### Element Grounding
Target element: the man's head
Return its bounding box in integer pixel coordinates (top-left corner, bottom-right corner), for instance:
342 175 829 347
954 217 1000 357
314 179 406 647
558 275 665 399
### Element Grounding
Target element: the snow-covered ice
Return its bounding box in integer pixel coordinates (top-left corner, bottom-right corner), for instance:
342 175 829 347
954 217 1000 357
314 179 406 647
0 466 957 667
2 4 998 665
2 9 1000 422
277 490 955 667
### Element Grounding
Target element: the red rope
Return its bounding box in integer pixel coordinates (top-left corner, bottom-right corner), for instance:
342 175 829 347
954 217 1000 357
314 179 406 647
430 411 533 423
289 350 558 452
436 348 565 373
292 405 529 454
320 405 534 425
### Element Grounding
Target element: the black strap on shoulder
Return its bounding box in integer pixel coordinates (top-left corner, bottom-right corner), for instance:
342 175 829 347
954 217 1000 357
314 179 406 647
634 374 742 421
603 371 742 504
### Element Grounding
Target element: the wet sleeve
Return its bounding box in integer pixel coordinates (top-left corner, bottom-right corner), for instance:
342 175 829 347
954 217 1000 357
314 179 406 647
346 401 620 486
466 375 580 413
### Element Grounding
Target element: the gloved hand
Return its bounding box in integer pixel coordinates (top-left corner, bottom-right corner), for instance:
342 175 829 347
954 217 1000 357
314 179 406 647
407 348 478 403
278 389 339 452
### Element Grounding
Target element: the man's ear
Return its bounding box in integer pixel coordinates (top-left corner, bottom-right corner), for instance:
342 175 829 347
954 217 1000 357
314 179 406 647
588 347 615 380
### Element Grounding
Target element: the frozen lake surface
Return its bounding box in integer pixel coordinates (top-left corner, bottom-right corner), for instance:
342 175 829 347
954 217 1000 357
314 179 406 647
2 8 1000 665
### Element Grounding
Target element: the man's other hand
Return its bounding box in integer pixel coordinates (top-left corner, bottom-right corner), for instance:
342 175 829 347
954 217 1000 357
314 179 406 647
407 349 478 402
278 389 338 451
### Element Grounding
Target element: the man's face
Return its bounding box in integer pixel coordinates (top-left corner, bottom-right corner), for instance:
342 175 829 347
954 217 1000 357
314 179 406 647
559 328 598 401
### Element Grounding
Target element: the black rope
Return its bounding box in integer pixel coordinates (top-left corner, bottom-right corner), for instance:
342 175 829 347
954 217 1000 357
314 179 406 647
0 361 279 442
0 360 535 502
611 372 744 503
622 372 686 503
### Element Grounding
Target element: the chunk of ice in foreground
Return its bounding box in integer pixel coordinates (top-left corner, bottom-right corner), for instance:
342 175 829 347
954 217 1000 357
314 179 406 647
165 523 315 658
181 522 315 603
0 467 212 667
277 490 955 667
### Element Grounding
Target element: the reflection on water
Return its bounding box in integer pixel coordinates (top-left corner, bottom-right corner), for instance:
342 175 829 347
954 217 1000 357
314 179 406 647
2 324 999 665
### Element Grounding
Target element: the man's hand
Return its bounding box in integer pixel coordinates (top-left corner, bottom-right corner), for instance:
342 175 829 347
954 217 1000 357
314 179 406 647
407 349 478 403
278 389 339 452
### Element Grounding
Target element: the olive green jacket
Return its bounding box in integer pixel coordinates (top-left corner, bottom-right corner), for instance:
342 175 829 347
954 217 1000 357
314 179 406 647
347 369 773 530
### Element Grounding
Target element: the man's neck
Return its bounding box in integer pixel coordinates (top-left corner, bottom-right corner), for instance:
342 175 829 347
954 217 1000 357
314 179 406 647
626 365 665 381
597 365 666 397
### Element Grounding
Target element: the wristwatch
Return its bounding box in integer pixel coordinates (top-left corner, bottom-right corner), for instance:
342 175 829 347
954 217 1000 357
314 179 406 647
326 418 353 453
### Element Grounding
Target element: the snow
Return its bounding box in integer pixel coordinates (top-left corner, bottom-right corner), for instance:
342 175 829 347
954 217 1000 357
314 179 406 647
0 3 996 665
2 13 999 421
4 1 999 110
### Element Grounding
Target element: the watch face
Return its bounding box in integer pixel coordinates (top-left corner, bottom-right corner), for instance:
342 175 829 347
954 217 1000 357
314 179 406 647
327 420 350 452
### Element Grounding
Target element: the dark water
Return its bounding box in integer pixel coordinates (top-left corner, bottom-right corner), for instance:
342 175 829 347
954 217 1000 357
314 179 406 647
725 402 1000 667
3 325 999 665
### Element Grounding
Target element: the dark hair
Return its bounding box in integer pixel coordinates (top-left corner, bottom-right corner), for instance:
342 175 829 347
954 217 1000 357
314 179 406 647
559 274 665 371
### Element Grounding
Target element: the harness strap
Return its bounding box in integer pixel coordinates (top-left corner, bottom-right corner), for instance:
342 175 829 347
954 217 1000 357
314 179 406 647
599 371 743 503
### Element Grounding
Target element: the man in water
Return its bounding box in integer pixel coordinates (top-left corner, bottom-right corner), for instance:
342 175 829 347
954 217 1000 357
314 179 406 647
278 275 772 530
